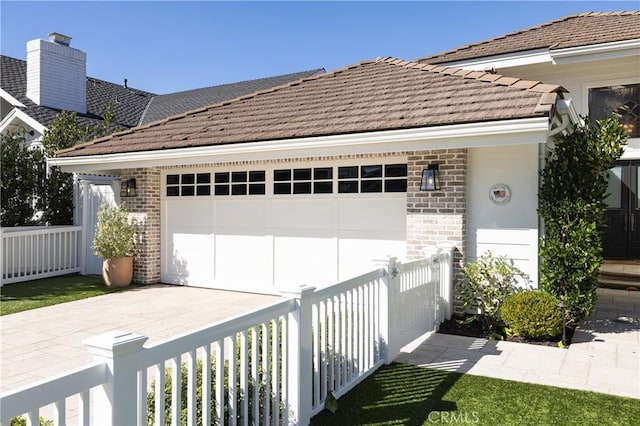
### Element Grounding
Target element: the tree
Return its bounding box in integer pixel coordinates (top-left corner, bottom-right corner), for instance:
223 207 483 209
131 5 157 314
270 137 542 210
538 117 627 323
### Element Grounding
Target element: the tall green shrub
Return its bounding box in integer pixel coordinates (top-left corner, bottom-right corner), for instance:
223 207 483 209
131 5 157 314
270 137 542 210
539 117 627 323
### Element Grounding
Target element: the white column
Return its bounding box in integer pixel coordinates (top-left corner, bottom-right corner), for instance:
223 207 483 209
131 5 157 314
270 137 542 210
280 285 315 426
437 245 455 320
84 331 148 426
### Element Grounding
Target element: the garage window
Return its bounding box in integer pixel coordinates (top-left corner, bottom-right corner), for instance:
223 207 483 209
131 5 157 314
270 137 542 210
215 170 266 196
338 163 407 193
166 173 211 196
274 167 333 194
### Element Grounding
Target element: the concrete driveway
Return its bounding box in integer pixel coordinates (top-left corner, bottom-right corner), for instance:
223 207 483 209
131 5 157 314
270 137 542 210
0 284 280 393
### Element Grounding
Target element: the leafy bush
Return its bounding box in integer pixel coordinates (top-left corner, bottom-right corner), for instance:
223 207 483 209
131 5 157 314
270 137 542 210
539 117 627 323
501 291 563 339
10 416 52 426
92 203 137 259
455 251 529 332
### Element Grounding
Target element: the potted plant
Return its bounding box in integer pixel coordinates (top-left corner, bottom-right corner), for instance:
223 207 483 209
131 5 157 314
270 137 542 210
92 203 137 287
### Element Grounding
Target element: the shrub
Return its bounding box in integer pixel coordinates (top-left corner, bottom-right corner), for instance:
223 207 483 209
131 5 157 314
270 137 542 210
539 117 627 323
455 251 529 332
501 291 563 339
92 203 137 259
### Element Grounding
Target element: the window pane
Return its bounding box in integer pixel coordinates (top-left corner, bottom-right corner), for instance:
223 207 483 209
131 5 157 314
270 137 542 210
232 184 247 195
181 186 195 196
293 182 312 194
197 173 211 184
605 166 622 208
274 183 291 194
181 174 195 185
274 169 291 181
361 165 382 178
338 166 358 179
249 170 266 182
314 167 333 180
166 186 180 196
589 84 640 138
232 171 247 183
314 182 333 194
215 172 229 183
166 174 180 185
361 180 382 193
293 168 312 181
385 164 408 177
385 179 407 192
196 186 211 196
215 185 230 196
338 181 358 193
249 183 266 195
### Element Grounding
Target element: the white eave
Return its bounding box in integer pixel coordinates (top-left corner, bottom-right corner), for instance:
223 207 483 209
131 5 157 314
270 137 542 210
550 38 640 64
50 117 551 173
440 39 640 70
0 88 26 108
0 108 47 135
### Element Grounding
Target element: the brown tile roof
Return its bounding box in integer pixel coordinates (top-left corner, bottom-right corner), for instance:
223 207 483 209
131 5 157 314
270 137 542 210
417 11 640 65
57 57 566 158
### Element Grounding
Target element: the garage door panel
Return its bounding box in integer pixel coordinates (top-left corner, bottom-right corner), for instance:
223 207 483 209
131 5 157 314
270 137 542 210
164 200 212 227
214 199 266 228
339 236 406 280
214 234 273 283
164 229 215 284
273 235 338 288
339 197 406 231
271 199 335 230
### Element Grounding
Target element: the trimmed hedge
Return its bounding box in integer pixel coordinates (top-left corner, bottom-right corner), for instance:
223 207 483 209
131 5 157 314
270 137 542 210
501 291 563 339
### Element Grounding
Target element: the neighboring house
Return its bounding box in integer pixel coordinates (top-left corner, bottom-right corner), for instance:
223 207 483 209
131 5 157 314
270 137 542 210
1 32 324 275
47 11 640 296
417 11 640 262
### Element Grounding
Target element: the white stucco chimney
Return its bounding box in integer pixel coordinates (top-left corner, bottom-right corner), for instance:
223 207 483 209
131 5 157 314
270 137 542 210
26 32 87 114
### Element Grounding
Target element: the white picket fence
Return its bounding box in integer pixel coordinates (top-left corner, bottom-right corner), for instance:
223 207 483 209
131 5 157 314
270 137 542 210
0 226 82 286
0 246 454 426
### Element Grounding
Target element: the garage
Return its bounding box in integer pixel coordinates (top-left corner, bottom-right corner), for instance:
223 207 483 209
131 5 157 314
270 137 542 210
161 158 408 294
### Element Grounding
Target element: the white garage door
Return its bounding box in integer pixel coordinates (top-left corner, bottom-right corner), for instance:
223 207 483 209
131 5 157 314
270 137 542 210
161 160 407 294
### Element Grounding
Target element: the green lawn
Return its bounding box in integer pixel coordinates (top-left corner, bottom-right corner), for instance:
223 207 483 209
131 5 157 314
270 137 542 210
0 274 142 315
311 363 640 426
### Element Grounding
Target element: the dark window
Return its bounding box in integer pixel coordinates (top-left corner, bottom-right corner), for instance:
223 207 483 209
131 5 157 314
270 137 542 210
314 182 333 194
274 183 290 194
166 174 180 185
361 165 382 178
339 181 358 193
181 174 195 185
274 169 291 181
215 185 230 196
294 168 312 181
361 180 382 193
385 179 407 192
197 173 211 184
181 186 195 196
166 186 180 197
232 171 247 182
232 184 247 195
589 84 640 138
339 166 358 179
249 184 266 195
314 168 333 180
249 170 266 182
197 186 211 196
385 164 408 177
215 172 230 183
293 182 312 194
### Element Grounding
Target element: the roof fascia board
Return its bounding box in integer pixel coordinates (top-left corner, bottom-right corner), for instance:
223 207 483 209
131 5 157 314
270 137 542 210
51 117 550 173
0 88 26 108
551 39 640 64
0 108 47 135
437 48 551 70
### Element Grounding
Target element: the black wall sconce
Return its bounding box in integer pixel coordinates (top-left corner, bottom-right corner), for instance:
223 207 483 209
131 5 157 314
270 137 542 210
420 164 440 191
120 178 137 197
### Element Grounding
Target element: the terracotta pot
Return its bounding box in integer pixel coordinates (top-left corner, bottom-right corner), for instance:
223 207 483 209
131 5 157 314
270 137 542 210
102 256 133 287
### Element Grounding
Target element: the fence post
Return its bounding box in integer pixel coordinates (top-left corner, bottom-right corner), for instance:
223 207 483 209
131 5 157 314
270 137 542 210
437 245 455 320
84 331 147 426
380 257 399 364
281 285 315 426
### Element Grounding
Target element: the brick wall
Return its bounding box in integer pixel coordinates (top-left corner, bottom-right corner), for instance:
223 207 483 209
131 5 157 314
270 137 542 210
406 149 467 309
120 168 161 284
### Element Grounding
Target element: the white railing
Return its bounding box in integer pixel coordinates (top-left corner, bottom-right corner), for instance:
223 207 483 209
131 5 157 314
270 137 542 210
0 226 82 285
0 246 454 425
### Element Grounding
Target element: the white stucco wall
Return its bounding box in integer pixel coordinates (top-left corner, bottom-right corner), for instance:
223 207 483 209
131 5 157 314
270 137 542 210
467 144 541 287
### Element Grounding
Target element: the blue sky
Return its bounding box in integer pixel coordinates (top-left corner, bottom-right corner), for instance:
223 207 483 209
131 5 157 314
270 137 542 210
1 1 637 94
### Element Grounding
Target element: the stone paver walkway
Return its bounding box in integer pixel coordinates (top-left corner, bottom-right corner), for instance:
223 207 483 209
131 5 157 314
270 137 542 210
0 284 280 393
396 288 640 399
